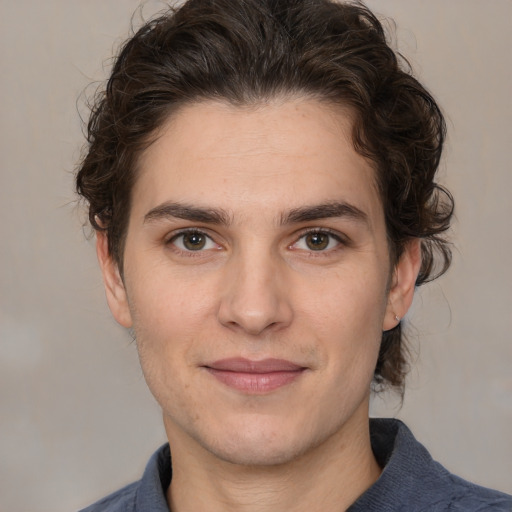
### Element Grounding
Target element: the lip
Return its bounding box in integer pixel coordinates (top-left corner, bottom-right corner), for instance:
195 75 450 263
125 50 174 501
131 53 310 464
203 358 307 393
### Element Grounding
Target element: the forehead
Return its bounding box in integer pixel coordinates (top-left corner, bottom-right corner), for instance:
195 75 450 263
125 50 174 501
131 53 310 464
133 98 382 225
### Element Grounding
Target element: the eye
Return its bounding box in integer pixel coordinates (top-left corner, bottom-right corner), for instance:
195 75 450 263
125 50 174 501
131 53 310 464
292 230 342 252
169 230 218 252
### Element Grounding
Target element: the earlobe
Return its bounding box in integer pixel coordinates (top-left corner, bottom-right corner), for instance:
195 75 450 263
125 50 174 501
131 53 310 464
383 239 421 331
96 232 133 328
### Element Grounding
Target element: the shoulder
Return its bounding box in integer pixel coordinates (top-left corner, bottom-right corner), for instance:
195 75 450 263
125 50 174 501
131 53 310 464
422 465 512 511
78 482 138 512
398 421 512 511
350 419 512 512
78 443 171 512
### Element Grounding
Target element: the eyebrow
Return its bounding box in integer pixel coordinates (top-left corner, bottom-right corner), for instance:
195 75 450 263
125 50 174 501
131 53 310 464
144 200 368 228
144 202 232 225
280 201 369 226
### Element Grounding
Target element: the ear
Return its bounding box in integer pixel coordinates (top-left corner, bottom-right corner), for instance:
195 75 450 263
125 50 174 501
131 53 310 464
96 231 133 328
382 239 421 331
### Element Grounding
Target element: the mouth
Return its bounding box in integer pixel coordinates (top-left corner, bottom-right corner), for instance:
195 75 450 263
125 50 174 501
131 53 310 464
202 358 307 394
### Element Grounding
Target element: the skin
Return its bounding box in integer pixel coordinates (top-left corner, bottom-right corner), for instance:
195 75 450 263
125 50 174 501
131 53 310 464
97 98 421 511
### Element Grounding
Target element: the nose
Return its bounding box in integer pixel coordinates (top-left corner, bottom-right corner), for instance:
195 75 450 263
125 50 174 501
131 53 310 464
217 248 293 336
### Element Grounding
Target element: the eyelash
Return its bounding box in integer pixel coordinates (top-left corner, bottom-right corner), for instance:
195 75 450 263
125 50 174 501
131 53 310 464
166 228 347 256
166 229 219 256
290 228 347 254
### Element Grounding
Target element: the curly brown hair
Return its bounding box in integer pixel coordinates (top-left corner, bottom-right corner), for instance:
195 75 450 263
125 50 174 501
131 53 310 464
76 0 454 391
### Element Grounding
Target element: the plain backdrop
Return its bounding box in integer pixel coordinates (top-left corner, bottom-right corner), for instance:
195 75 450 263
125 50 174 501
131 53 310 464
1 1 511 510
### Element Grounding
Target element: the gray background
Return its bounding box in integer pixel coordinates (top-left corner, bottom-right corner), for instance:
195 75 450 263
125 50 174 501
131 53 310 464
1 1 510 510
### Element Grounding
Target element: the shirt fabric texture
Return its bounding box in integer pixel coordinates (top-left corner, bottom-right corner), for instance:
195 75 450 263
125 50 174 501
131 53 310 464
79 418 512 511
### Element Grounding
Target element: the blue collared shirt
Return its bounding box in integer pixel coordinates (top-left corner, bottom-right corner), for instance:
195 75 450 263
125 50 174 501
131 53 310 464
79 419 512 511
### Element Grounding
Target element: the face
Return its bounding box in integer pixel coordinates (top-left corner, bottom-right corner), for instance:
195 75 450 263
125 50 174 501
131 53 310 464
98 98 419 467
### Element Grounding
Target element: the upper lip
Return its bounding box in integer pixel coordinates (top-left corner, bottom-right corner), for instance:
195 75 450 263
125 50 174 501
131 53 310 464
204 358 306 373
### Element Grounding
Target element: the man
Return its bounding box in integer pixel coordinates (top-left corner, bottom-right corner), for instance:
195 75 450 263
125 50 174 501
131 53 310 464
76 0 512 510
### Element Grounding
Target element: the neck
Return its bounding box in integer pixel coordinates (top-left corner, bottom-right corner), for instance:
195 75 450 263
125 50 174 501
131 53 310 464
165 412 381 512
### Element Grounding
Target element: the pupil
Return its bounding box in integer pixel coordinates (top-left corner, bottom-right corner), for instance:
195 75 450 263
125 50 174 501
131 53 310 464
306 233 328 250
184 233 205 250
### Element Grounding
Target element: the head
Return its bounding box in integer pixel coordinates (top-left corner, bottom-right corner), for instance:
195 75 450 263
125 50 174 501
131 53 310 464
77 0 452 397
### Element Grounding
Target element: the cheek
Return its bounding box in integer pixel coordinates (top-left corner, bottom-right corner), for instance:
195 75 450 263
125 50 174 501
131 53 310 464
129 281 207 415
299 267 387 369
302 264 388 327
125 268 214 382
128 257 215 329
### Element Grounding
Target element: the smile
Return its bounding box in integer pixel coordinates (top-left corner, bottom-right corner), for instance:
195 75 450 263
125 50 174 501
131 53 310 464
203 358 307 393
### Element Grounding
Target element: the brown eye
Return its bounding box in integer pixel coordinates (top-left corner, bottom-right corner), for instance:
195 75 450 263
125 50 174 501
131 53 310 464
291 230 342 253
182 232 207 250
170 230 217 252
305 232 330 251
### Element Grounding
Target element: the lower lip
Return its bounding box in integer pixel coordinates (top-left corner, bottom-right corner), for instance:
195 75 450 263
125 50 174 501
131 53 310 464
205 368 305 393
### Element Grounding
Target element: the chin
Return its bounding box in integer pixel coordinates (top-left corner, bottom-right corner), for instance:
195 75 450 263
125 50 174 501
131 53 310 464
196 418 323 467
208 439 306 467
